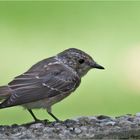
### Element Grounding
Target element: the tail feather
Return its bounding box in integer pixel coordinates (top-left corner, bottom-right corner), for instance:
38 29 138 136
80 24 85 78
0 86 11 99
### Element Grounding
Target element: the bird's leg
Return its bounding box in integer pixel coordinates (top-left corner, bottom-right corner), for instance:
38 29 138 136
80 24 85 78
47 111 60 121
47 107 60 121
27 109 41 122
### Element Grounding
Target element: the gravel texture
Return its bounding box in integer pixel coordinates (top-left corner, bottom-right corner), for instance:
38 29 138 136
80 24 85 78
1 114 140 139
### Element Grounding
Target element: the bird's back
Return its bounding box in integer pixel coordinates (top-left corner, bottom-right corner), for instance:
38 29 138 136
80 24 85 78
0 57 81 109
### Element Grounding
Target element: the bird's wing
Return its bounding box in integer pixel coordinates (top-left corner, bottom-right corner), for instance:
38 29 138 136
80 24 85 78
0 64 80 108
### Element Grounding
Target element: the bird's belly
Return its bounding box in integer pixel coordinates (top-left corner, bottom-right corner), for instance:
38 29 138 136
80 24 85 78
22 92 71 109
23 99 49 109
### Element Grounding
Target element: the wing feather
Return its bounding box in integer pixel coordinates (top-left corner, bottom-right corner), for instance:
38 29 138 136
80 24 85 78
0 64 80 108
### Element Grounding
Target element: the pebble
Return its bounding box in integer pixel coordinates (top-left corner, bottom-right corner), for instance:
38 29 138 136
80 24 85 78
136 113 140 117
0 114 140 139
105 121 116 126
74 128 81 134
97 115 111 120
30 123 44 129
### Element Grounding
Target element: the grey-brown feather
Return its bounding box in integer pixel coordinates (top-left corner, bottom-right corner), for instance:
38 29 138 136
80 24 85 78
0 86 12 99
0 48 104 122
0 60 80 108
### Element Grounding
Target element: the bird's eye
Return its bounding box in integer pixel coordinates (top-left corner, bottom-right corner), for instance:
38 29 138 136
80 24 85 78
78 59 85 64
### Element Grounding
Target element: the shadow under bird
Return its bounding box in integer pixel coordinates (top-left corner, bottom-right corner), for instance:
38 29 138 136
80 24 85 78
0 48 104 122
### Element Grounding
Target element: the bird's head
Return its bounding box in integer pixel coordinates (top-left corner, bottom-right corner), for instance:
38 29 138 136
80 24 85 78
57 48 104 77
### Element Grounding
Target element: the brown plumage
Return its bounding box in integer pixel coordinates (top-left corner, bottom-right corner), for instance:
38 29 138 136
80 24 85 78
0 48 104 122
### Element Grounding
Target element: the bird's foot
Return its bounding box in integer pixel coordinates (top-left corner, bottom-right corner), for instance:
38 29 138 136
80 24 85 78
34 119 49 124
24 119 49 126
55 118 61 122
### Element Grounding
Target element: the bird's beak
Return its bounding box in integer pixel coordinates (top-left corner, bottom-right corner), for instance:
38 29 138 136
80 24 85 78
90 61 105 69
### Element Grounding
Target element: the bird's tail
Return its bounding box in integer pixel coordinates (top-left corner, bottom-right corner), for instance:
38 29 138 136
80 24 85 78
0 86 11 100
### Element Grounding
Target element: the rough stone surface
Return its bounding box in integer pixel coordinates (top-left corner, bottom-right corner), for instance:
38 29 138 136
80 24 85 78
1 114 140 139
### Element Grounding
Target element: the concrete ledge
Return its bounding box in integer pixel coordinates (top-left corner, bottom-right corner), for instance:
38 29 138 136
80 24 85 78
1 114 140 139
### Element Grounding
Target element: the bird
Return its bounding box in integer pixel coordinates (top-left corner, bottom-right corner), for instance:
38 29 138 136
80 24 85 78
0 48 104 122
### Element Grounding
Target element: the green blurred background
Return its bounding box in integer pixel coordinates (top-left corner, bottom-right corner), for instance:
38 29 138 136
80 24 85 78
0 1 140 125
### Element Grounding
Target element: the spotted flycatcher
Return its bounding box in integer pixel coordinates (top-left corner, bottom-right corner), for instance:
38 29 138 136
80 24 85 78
0 48 104 122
